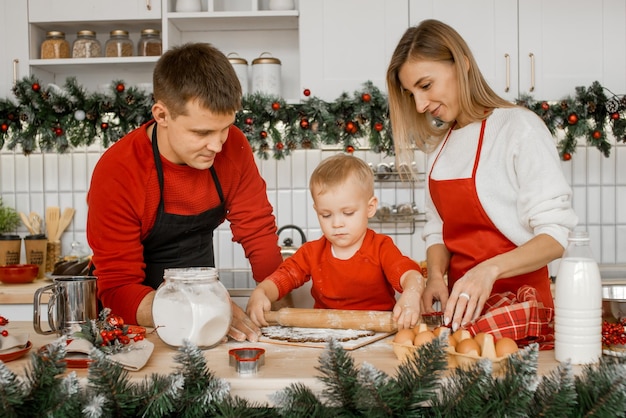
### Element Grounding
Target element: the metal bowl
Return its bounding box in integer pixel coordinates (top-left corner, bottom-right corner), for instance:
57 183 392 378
0 264 39 284
602 284 626 322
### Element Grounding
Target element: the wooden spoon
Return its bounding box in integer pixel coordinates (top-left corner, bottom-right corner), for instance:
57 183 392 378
19 212 35 234
45 206 60 242
55 207 76 241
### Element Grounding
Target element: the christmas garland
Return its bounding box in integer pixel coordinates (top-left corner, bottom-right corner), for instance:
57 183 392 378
0 76 624 160
1 335 625 417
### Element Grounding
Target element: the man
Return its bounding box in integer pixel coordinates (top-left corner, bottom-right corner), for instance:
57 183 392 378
87 43 283 341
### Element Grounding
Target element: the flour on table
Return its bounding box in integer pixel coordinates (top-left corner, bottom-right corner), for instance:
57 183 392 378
261 326 375 343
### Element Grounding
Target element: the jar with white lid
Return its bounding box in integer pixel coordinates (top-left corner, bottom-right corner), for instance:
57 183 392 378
227 53 249 96
152 267 232 348
72 30 101 58
251 52 282 97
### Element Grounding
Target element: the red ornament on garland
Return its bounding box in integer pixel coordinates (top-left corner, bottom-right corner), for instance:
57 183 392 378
362 93 371 102
245 117 253 125
592 130 602 140
276 142 284 150
1 330 8 337
541 101 549 111
567 113 578 125
32 83 40 92
271 102 280 111
54 127 63 136
303 88 311 97
1 123 8 132
374 122 384 132
116 83 125 93
345 145 355 153
260 130 268 139
563 152 572 161
7 113 15 121
300 118 310 129
345 121 358 134
101 122 109 130
611 112 620 120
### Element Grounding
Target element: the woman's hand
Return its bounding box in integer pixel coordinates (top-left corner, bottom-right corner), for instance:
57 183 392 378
444 263 498 331
228 302 262 342
422 274 448 313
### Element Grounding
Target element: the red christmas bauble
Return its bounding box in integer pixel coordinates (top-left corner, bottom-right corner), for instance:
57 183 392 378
260 130 268 139
300 118 310 129
1 123 8 132
345 121 358 134
563 152 572 161
362 93 371 102
276 142 284 150
345 145 355 153
0 316 7 326
7 113 15 121
245 117 253 125
107 314 124 328
541 101 549 111
611 112 620 120
592 130 602 140
374 122 384 132
116 83 125 93
1 330 8 337
54 128 63 136
303 88 311 97
271 102 280 111
101 122 109 130
567 113 578 125
32 83 40 92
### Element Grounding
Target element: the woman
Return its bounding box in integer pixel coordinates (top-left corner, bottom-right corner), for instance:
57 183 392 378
386 19 578 342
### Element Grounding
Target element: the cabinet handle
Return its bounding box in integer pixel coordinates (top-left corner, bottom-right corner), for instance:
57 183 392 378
528 52 535 92
12 59 19 84
504 53 510 93
146 0 151 11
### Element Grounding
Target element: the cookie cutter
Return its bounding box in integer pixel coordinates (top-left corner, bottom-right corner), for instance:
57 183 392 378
421 311 444 328
228 347 265 374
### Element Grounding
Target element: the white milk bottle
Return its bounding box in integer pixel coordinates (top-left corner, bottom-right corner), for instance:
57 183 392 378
554 230 602 364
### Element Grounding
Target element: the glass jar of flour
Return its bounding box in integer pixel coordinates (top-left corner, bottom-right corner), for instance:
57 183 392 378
152 267 232 348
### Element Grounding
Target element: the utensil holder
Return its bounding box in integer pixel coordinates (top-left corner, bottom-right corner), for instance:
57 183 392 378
46 240 61 273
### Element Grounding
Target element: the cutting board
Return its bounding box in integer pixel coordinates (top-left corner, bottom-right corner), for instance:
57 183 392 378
259 326 394 350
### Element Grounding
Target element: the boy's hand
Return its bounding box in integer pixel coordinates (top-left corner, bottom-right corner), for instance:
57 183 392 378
246 287 273 327
393 270 425 329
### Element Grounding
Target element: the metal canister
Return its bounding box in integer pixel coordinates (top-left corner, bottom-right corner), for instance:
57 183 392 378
228 53 249 97
251 52 281 97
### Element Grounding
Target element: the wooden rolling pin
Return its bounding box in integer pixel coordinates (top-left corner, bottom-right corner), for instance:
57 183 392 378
264 308 397 333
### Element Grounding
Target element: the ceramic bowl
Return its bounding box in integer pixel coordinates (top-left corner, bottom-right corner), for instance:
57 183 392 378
602 284 626 322
0 264 39 284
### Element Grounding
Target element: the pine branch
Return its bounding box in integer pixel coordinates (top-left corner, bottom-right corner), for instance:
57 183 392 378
573 357 626 417
530 362 577 418
133 373 181 418
0 361 27 418
271 383 334 417
315 339 361 410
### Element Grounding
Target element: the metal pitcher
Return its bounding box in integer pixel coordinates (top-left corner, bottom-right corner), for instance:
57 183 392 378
33 275 97 335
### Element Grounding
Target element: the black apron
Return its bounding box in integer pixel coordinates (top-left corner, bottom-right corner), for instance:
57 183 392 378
141 124 226 289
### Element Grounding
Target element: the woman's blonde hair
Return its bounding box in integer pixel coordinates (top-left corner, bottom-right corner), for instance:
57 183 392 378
386 19 513 161
309 154 374 200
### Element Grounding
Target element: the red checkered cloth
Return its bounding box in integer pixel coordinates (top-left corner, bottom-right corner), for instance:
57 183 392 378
467 285 555 350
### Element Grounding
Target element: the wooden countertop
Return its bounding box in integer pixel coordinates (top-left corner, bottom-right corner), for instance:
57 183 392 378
3 321 581 405
0 279 51 304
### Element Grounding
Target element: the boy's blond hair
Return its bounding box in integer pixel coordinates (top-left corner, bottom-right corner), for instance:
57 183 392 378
309 154 374 199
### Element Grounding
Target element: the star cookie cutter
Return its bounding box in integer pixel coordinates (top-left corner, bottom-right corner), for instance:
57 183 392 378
228 347 265 374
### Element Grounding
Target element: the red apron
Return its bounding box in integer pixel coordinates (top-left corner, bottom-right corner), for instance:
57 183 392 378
428 119 554 311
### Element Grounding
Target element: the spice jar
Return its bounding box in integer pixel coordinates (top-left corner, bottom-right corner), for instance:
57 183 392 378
251 52 282 97
105 30 133 57
41 31 70 59
72 30 101 58
227 53 249 96
137 29 162 56
152 267 232 348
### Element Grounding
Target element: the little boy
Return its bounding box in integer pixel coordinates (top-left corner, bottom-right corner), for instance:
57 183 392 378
247 154 425 330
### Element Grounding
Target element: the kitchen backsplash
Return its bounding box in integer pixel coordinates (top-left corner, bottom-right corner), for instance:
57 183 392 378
1 138 624 289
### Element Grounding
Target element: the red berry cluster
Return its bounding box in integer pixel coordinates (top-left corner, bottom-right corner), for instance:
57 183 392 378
0 315 8 337
602 319 626 347
96 314 145 348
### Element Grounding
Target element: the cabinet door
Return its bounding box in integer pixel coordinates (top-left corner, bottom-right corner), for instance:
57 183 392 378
518 0 626 99
0 1 29 97
299 0 410 101
28 0 161 22
409 0 519 101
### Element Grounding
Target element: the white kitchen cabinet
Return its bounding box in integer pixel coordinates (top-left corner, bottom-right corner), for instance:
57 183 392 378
409 0 626 101
0 1 29 98
299 0 410 101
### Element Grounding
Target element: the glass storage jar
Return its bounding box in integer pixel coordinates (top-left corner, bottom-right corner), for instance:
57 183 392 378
152 267 232 348
41 31 70 59
72 30 101 58
137 29 162 56
105 30 133 57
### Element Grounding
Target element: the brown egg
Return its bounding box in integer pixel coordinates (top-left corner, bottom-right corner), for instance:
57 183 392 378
455 338 481 356
495 337 519 357
413 330 436 347
447 334 458 349
432 326 446 337
452 329 471 342
473 332 488 348
393 329 416 346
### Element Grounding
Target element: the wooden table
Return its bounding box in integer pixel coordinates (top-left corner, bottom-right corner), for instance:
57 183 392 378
2 321 576 405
